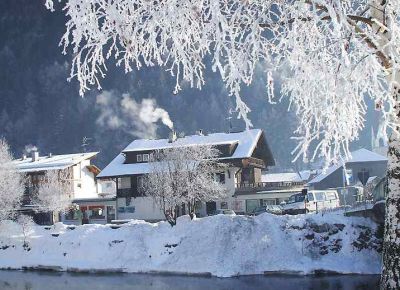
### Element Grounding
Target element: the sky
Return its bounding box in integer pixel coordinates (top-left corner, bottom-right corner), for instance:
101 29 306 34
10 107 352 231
0 0 379 169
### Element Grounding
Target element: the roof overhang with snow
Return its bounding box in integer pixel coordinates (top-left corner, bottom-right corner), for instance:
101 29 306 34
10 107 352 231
262 172 304 183
13 152 99 173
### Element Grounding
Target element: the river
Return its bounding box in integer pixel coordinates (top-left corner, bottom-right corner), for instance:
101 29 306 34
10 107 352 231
0 271 380 290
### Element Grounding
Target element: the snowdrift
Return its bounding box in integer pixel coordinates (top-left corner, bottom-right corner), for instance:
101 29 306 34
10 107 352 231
0 212 382 277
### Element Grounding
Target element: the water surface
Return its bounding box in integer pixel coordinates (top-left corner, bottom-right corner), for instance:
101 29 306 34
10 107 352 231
0 271 379 290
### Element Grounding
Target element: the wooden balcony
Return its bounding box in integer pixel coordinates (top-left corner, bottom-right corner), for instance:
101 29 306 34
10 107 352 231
235 181 304 194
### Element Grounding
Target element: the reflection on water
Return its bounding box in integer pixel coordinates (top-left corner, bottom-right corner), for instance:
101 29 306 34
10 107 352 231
0 271 379 290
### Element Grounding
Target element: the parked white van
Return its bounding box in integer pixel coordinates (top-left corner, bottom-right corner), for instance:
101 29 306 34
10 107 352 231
282 190 340 214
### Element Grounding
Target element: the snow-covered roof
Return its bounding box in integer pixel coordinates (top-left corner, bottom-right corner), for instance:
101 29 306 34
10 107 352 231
307 164 341 184
308 148 387 185
345 148 387 163
98 129 270 178
261 172 303 183
13 152 99 173
123 129 262 157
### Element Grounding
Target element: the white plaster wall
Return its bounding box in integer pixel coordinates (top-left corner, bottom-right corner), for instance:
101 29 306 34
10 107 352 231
114 167 239 220
97 179 116 195
224 167 237 196
116 197 165 221
72 160 98 199
214 167 240 212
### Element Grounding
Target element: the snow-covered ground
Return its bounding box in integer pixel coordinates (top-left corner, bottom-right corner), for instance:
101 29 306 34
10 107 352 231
0 212 382 277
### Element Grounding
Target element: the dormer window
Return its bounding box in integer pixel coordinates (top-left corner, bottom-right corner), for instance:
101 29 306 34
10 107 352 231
137 155 142 162
142 154 149 162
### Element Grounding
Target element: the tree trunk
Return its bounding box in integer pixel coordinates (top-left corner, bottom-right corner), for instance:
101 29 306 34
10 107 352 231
188 200 196 220
163 208 177 227
381 93 400 290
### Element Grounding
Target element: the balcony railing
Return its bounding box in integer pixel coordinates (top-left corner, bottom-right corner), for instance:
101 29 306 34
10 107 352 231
117 188 144 198
235 181 304 192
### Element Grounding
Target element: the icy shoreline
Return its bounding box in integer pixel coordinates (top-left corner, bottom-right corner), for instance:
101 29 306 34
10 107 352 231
0 213 382 278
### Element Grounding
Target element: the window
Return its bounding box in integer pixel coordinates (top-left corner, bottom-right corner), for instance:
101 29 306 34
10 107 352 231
241 168 252 183
216 173 225 184
288 193 306 204
246 199 260 213
118 207 126 213
231 200 244 212
325 191 337 201
195 201 203 210
307 193 315 201
65 208 78 220
142 154 149 162
137 176 144 189
149 153 154 162
126 206 135 213
261 199 276 206
220 201 228 209
315 192 326 201
137 154 142 162
89 207 105 219
118 177 131 189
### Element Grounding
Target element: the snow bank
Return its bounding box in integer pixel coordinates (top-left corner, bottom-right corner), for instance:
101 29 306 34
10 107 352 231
0 212 382 277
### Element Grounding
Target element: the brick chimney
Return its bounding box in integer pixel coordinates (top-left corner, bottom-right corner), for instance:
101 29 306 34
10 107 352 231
168 131 177 143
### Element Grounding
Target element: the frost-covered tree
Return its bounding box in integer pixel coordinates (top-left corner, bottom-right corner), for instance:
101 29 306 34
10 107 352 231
46 0 400 287
0 139 24 221
35 170 73 216
17 214 34 251
142 145 227 225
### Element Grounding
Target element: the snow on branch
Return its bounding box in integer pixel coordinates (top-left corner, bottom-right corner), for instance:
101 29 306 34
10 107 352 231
141 144 227 225
35 170 73 214
46 0 400 166
0 139 25 221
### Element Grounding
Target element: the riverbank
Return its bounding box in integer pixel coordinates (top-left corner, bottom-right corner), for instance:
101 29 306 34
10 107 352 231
0 212 382 277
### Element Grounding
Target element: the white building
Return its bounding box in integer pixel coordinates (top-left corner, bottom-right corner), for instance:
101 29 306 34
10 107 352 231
13 151 107 224
97 129 276 221
14 151 100 199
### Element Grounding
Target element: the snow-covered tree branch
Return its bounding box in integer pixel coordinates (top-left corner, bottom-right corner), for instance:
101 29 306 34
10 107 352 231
0 139 24 222
45 0 399 165
46 0 400 288
141 144 227 226
35 170 73 214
